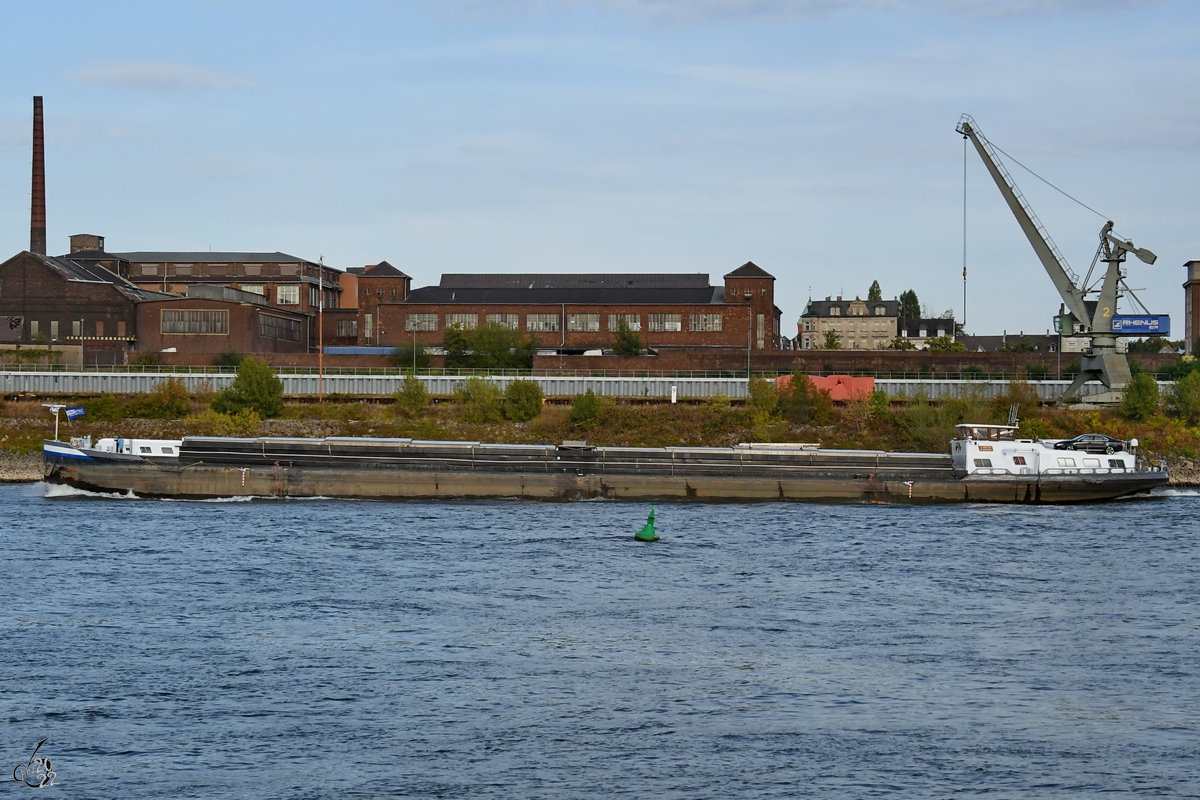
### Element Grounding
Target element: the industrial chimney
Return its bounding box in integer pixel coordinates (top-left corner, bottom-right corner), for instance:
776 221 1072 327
30 96 46 256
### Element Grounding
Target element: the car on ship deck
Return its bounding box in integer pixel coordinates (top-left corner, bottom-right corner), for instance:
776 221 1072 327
1052 433 1128 455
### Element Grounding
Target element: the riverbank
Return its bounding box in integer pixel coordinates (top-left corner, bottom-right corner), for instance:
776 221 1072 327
0 450 40 482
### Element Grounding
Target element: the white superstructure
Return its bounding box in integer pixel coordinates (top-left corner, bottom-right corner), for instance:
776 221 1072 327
951 424 1138 477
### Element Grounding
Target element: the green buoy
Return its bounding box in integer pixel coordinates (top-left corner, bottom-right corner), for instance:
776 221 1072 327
634 509 658 542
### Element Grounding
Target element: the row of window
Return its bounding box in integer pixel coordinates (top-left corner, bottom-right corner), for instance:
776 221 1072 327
27 319 123 339
158 309 302 342
974 457 1125 469
823 305 890 317
139 264 311 277
405 312 725 333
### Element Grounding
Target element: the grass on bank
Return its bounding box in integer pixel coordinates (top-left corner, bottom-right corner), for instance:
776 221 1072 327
4 374 1200 462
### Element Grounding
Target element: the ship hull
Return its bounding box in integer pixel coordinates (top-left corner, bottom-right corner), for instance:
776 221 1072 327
43 438 1168 504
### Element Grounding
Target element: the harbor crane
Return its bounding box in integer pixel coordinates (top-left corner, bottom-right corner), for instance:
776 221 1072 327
956 114 1160 404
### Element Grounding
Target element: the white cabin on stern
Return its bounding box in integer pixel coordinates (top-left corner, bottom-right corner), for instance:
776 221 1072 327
952 424 1138 477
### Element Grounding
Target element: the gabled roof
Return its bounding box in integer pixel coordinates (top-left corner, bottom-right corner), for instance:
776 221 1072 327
111 251 315 264
723 261 774 280
898 317 956 337
439 273 711 290
362 261 410 278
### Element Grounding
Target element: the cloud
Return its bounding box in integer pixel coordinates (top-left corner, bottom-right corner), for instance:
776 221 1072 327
70 60 255 93
589 0 1158 22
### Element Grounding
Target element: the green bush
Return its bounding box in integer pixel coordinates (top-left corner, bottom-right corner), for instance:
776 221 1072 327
1025 363 1050 380
1168 371 1200 425
869 389 890 417
214 350 245 368
747 375 778 419
83 395 127 422
503 379 544 422
961 364 985 380
211 357 284 418
1120 372 1159 422
394 374 429 418
456 377 504 423
390 343 431 373
570 389 602 428
778 372 833 425
444 323 538 370
126 377 192 419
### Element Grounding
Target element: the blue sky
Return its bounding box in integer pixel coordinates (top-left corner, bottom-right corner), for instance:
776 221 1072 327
1 0 1196 336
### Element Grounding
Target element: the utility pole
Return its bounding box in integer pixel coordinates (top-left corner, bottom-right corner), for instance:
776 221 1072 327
318 256 324 404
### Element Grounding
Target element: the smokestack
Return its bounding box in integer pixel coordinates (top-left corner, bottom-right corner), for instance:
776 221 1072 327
30 96 46 256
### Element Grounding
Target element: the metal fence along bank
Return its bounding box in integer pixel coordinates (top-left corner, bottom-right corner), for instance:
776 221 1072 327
0 370 1152 402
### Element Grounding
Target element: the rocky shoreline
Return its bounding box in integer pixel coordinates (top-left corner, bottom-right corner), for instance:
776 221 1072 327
0 451 42 482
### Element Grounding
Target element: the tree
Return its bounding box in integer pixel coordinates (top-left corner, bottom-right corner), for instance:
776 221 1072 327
1000 337 1041 353
778 372 834 425
1127 336 1172 354
1168 371 1200 425
570 389 602 428
214 350 244 368
455 377 504 423
925 335 965 352
394 374 429 418
822 330 842 350
867 280 882 301
211 357 284 418
503 379 544 422
898 289 920 320
126 377 192 419
611 318 644 357
747 375 778 420
390 342 431 373
1120 372 1159 422
443 323 538 370
888 337 915 351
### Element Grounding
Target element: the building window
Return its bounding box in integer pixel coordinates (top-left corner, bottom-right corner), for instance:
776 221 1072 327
72 320 81 337
364 313 373 341
608 314 640 332
648 314 682 332
240 284 265 296
527 314 559 332
568 313 600 332
689 313 723 332
161 309 229 334
260 314 302 342
277 285 300 305
875 306 886 316
29 320 38 338
117 321 126 338
244 264 262 276
919 328 927 338
174 264 192 276
445 313 478 330
829 307 841 316
95 320 105 337
405 313 438 332
280 264 300 276
337 319 358 338
486 313 519 330
310 287 320 308
140 264 158 276
757 314 765 350
50 320 58 339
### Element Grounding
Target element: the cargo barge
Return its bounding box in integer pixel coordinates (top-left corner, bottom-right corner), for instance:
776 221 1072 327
42 423 1167 503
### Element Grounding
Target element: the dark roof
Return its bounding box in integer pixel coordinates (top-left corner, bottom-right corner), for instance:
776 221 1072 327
802 298 899 317
362 261 410 278
405 285 724 306
898 317 955 337
723 261 774 280
28 252 173 303
439 273 712 290
112 251 315 264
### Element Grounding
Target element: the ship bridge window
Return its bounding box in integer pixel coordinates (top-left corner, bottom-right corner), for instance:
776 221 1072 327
139 446 152 454
1108 459 1125 469
973 458 992 467
1083 457 1101 468
161 447 174 455
1012 456 1026 465
1057 457 1076 467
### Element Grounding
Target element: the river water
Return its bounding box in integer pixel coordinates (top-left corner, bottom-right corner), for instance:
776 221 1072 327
1 483 1198 798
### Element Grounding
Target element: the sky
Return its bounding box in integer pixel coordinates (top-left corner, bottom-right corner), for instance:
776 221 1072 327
0 0 1197 337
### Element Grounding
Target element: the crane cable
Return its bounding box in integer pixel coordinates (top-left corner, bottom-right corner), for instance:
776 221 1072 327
986 139 1109 222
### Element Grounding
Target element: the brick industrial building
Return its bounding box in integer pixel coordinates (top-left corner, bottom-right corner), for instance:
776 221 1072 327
360 262 784 353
